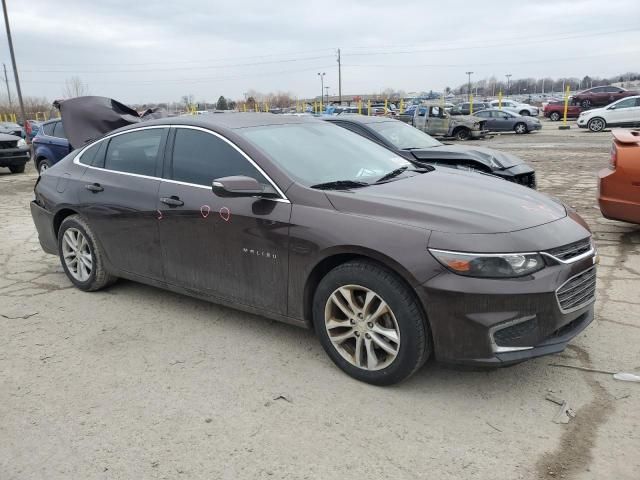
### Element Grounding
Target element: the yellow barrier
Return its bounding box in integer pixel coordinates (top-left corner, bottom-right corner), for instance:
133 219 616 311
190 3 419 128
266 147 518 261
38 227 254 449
367 99 371 116
469 94 474 115
384 98 388 115
358 100 362 115
498 90 503 110
399 98 404 114
562 85 570 126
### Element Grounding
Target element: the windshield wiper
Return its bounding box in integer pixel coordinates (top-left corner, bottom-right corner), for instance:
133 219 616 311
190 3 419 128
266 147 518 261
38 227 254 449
310 180 370 190
375 166 409 183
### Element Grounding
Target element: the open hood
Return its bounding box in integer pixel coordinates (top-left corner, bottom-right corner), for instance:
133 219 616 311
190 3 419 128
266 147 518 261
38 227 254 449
55 96 167 149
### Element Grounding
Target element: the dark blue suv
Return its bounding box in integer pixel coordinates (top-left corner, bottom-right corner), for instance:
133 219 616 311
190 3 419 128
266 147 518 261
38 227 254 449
32 119 71 174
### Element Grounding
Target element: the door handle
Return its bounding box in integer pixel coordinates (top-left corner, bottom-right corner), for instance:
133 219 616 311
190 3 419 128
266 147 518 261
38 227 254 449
160 196 184 207
85 183 104 193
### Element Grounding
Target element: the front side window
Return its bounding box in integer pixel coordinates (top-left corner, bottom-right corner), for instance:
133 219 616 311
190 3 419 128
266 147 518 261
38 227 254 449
79 141 105 167
104 129 165 177
43 122 55 136
612 98 636 109
474 111 490 118
238 122 411 186
368 120 443 149
171 128 266 186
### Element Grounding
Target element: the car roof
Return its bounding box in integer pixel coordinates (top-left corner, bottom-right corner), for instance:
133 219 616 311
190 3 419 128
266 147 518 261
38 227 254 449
322 114 397 125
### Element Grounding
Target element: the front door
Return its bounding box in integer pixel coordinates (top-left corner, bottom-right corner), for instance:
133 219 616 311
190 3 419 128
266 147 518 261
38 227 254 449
78 127 168 280
491 111 514 131
427 106 449 136
157 126 292 315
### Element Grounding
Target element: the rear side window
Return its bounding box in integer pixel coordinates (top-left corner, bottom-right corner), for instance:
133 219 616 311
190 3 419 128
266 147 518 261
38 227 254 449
53 122 66 139
104 129 165 177
43 122 55 136
171 128 266 186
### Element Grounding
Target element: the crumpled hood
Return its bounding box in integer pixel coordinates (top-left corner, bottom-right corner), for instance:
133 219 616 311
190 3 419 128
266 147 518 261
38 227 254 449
0 132 21 141
411 144 524 169
326 169 566 234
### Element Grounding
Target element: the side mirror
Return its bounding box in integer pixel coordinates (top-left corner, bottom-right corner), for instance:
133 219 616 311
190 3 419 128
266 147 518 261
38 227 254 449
212 175 266 197
608 105 616 110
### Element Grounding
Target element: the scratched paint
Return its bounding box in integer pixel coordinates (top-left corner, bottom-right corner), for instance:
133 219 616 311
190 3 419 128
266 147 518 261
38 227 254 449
156 209 163 220
200 205 211 219
219 207 231 222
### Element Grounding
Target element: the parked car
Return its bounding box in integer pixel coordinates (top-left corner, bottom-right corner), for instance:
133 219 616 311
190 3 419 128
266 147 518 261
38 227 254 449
0 132 30 173
598 129 640 224
396 105 417 124
450 102 493 116
31 119 71 173
572 85 638 109
324 115 536 188
543 101 582 121
577 96 640 132
413 105 489 140
473 109 542 134
488 100 539 116
31 113 597 385
0 121 25 138
25 120 42 142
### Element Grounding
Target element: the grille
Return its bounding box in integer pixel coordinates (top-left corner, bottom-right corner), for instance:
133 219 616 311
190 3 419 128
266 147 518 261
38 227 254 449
511 172 536 189
0 140 17 149
556 267 596 312
493 317 539 347
547 238 592 261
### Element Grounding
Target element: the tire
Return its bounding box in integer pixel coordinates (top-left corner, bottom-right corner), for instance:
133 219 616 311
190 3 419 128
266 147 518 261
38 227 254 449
587 117 606 132
37 158 52 175
454 127 471 141
9 164 25 173
519 110 529 116
312 260 431 385
580 99 591 109
57 215 116 291
514 122 528 134
549 111 561 121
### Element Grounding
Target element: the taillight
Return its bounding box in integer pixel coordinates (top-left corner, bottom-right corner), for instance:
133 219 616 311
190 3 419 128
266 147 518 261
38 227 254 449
609 144 617 170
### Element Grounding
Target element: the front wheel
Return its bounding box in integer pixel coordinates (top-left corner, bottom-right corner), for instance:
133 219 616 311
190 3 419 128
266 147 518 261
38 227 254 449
514 122 528 134
454 127 471 141
313 260 430 385
549 111 561 121
9 164 25 173
519 110 529 116
587 117 606 132
58 215 116 291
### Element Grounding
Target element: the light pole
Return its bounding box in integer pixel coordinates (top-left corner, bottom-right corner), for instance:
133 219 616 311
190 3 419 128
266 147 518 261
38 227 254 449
317 72 325 110
465 71 473 101
505 74 512 96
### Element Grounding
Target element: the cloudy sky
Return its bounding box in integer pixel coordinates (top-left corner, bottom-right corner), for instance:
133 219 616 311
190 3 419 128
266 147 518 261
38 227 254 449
1 0 639 104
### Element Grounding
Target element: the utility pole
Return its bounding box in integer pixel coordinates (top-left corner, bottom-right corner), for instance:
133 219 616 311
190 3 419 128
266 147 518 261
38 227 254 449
324 86 329 106
505 74 512 96
3 63 11 109
337 48 342 105
1 0 26 124
465 71 473 101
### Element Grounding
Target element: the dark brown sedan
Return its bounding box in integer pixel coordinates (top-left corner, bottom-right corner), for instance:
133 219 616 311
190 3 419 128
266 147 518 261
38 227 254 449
31 114 597 384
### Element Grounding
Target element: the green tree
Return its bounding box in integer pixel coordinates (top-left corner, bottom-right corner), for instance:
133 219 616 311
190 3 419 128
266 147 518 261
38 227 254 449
216 96 228 110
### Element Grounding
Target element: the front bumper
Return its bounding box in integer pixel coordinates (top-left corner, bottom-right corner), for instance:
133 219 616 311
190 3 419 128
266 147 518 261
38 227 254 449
470 129 490 139
418 249 597 367
577 117 588 127
0 147 30 167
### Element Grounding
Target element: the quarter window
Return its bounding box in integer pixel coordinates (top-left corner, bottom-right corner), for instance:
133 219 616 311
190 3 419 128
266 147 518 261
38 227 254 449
171 128 267 186
104 129 165 177
53 121 66 139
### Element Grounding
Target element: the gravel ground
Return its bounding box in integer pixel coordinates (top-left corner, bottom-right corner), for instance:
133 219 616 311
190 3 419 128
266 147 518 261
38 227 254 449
1 120 639 480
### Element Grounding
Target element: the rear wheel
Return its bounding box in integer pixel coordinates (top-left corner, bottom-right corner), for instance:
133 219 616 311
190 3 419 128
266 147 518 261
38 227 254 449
454 127 471 141
9 164 25 174
37 158 52 175
587 117 606 132
549 111 561 121
313 260 430 385
58 215 116 291
581 99 591 109
514 122 527 134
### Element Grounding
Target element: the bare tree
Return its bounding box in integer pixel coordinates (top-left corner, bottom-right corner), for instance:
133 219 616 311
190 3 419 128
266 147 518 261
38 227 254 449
63 76 89 98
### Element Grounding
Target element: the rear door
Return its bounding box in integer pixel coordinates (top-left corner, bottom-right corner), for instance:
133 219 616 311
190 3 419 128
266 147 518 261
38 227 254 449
606 97 638 126
157 126 292 314
78 127 168 280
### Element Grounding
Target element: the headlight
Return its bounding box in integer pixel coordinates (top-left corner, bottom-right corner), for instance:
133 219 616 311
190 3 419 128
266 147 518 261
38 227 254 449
17 138 27 147
429 249 544 278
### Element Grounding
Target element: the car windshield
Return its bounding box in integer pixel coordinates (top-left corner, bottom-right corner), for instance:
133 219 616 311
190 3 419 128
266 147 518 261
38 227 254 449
367 120 442 150
238 122 412 186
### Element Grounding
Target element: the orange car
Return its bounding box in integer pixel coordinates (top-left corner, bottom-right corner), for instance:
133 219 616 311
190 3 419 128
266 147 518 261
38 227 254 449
598 129 640 224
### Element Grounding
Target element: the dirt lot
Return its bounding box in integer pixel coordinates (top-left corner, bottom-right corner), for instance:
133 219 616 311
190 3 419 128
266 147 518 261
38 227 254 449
1 120 639 480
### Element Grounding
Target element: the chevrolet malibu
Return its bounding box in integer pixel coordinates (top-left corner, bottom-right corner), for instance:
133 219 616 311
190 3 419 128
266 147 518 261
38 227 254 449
31 114 597 385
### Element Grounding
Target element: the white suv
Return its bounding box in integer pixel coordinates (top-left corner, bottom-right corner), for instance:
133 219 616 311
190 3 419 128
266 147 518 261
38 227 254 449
489 100 539 116
577 95 640 132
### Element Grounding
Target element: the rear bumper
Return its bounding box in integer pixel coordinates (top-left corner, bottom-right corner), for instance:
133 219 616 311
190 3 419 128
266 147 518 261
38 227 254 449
30 201 58 255
0 147 30 167
470 129 490 139
417 252 597 367
598 168 640 224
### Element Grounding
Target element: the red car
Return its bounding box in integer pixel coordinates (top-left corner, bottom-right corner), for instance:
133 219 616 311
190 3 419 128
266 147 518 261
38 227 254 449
573 86 638 109
543 101 581 121
598 129 640 224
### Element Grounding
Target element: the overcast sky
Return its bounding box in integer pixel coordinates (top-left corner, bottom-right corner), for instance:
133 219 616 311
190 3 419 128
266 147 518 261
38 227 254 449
1 0 639 104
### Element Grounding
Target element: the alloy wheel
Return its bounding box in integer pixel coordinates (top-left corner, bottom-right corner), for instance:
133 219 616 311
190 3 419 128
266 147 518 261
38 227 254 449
588 118 605 132
324 284 400 371
515 123 527 134
61 228 93 282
